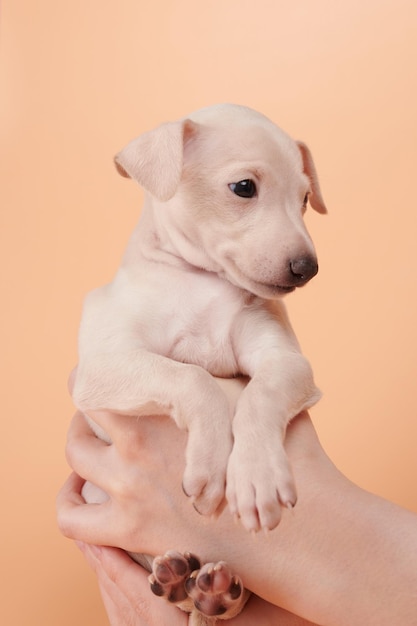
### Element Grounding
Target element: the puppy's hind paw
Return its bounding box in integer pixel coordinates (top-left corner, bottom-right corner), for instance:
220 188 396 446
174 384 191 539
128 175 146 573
185 561 247 619
149 551 201 604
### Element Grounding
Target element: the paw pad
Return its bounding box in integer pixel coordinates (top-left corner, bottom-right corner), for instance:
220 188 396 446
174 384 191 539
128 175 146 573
149 551 246 620
149 551 201 604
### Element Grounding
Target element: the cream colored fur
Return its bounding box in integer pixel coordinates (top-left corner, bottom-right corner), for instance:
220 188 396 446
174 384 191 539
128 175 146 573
73 103 326 624
74 103 326 530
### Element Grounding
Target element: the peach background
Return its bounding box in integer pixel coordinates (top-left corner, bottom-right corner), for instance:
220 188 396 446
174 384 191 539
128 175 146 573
1 1 417 624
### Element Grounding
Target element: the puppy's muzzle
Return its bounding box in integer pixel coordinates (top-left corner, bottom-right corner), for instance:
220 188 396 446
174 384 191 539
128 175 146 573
288 255 319 287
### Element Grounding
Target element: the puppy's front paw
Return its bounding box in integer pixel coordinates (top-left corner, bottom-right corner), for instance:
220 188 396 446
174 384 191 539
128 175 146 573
226 438 296 532
182 422 232 517
185 561 245 619
149 551 201 604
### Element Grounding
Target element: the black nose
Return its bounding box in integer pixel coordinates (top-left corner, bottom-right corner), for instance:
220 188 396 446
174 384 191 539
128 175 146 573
289 256 319 285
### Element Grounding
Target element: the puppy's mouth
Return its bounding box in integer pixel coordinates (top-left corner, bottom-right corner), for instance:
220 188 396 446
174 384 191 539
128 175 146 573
256 283 297 298
230 272 298 298
220 259 304 299
269 284 297 294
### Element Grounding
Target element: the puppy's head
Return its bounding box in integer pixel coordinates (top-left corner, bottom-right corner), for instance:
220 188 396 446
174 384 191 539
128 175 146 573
114 104 327 299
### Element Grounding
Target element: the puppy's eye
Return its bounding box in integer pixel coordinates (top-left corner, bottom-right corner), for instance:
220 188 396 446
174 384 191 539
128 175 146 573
228 179 257 198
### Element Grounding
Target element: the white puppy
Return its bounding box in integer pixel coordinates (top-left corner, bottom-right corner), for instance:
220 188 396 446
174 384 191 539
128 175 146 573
73 104 326 624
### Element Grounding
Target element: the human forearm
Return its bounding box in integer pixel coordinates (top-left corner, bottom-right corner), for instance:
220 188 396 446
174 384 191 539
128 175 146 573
58 377 417 626
229 593 319 626
182 415 417 625
77 542 320 626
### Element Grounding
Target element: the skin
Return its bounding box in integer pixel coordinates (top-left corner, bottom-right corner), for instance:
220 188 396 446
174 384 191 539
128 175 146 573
75 541 316 626
57 377 417 626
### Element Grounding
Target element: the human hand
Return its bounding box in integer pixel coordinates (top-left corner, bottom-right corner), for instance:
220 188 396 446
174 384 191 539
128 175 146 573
57 374 328 607
76 542 188 626
77 541 317 626
58 373 323 555
57 408 214 557
59 376 251 555
58 373 417 626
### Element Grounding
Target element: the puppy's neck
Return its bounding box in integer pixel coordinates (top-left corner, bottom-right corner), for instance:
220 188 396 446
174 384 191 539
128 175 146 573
123 196 221 276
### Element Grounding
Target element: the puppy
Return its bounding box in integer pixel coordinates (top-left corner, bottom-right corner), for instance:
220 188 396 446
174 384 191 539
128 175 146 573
73 104 326 624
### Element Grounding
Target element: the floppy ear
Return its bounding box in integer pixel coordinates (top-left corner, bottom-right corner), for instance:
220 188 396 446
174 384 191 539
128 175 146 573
297 141 327 214
114 119 197 201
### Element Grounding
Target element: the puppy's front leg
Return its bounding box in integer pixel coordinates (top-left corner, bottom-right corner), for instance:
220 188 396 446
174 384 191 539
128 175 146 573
226 307 320 532
73 351 233 516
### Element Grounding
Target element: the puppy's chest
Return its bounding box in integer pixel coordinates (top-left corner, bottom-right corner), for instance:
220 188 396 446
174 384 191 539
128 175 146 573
166 312 238 377
144 280 243 377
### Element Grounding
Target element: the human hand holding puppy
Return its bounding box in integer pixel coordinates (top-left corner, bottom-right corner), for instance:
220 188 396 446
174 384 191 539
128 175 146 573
58 376 417 625
58 375 326 624
75 543 317 626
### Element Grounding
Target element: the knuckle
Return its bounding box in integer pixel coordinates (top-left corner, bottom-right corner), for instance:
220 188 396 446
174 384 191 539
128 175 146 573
64 437 79 466
105 469 134 500
118 431 143 461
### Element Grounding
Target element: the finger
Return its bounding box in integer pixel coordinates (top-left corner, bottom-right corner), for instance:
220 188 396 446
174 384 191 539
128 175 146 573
79 545 188 626
92 411 188 470
82 408 151 460
56 471 86 508
57 480 148 549
82 545 154 623
98 584 133 626
57 497 114 544
81 544 149 626
66 411 160 498
65 412 117 490
84 545 151 598
56 473 116 544
66 376 131 450
79 544 144 626
67 409 106 445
